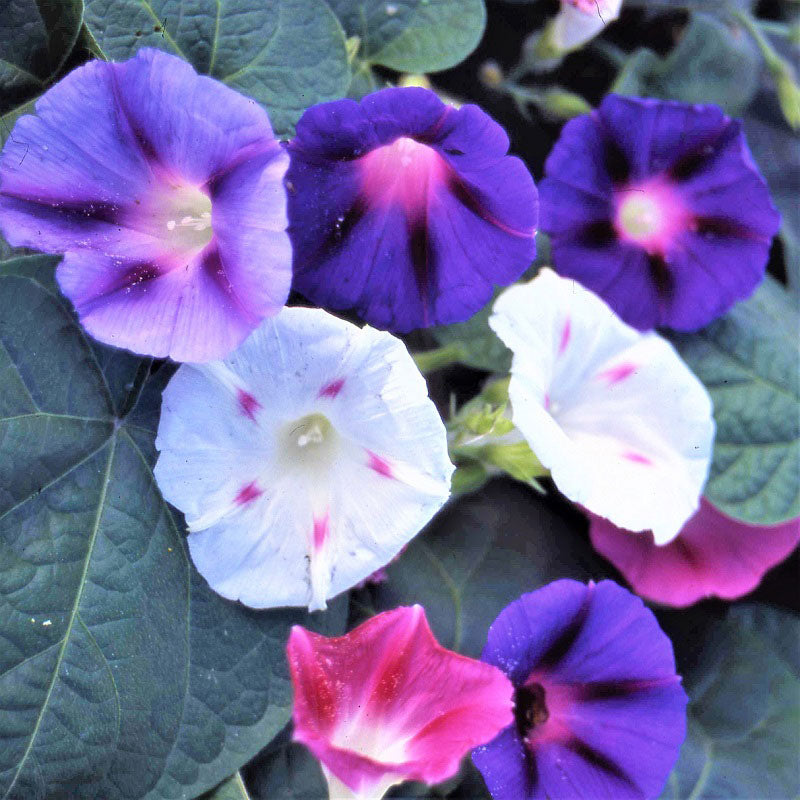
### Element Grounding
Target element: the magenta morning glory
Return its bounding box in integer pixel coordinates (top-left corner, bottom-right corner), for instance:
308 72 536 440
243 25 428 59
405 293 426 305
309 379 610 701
539 95 781 331
472 579 687 800
0 49 291 362
285 87 538 332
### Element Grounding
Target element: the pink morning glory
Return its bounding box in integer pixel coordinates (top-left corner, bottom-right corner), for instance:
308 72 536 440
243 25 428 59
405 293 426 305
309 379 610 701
472 580 688 800
154 307 454 611
589 500 800 607
489 269 715 542
285 87 538 332
539 95 780 331
0 49 291 362
287 605 514 799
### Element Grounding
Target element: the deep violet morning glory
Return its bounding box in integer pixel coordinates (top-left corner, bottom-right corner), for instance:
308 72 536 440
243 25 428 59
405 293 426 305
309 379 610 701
0 49 291 362
539 94 781 332
285 87 538 332
472 579 688 800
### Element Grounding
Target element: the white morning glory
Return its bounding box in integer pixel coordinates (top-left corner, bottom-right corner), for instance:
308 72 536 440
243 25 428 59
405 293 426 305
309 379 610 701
154 307 454 611
551 0 623 51
489 269 714 543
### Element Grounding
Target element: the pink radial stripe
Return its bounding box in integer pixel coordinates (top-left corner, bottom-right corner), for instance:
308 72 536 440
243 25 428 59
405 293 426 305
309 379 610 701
558 317 572 355
366 450 395 479
235 481 262 505
597 362 637 384
237 389 261 420
318 378 345 399
623 451 653 465
313 513 330 550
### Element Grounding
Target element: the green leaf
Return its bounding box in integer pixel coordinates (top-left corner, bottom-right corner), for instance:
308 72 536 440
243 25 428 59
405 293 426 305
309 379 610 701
367 479 609 657
671 277 800 525
622 0 754 10
246 725 328 800
661 604 799 799
743 88 800 294
613 13 761 115
0 0 83 113
200 772 251 800
327 0 486 72
432 301 512 373
82 0 351 136
0 255 347 800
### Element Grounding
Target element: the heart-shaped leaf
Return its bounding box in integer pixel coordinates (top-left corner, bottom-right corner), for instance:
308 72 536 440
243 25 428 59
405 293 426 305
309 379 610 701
0 256 347 800
82 0 351 136
0 0 83 114
661 604 799 799
327 0 486 73
672 277 800 525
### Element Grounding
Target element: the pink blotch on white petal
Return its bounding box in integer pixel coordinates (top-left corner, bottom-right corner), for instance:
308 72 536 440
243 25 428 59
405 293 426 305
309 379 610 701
235 481 262 505
589 501 800 607
237 388 261 420
597 361 638 384
551 0 623 50
360 136 448 214
313 513 330 550
287 606 514 800
367 450 395 479
319 378 346 399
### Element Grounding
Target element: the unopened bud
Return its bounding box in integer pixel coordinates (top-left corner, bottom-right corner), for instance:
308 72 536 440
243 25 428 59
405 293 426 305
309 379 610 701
479 60 504 89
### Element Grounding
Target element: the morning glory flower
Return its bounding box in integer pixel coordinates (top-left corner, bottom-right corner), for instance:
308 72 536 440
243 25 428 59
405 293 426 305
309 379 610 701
539 95 780 331
154 306 454 611
489 269 715 543
551 0 623 51
287 605 513 800
285 87 538 332
0 49 291 362
589 500 800 607
472 580 688 800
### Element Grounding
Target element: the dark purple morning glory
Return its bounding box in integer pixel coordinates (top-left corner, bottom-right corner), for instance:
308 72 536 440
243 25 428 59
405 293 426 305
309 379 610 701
472 579 687 800
539 95 781 331
0 49 291 362
285 87 538 332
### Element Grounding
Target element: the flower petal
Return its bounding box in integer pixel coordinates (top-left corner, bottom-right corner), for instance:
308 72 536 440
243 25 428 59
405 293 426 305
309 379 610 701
154 307 453 610
539 95 780 331
288 607 513 797
490 269 714 541
287 87 537 332
589 500 800 607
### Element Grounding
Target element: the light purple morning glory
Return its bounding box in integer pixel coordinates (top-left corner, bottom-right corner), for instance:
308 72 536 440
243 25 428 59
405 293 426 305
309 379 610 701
285 87 538 332
539 95 781 331
0 49 291 362
472 580 688 800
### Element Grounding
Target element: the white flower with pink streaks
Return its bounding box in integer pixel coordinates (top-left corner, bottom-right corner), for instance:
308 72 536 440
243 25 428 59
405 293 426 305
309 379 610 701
154 307 454 611
489 269 714 543
551 0 623 51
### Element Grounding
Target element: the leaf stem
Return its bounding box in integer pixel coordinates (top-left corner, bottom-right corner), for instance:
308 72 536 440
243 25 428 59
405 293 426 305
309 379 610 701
412 342 467 374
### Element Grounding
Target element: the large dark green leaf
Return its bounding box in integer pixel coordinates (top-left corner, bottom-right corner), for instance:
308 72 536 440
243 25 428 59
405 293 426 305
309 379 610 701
661 604 799 799
328 0 486 72
364 479 608 657
672 277 800 525
613 13 760 115
82 0 351 136
0 255 347 800
0 0 83 113
245 725 327 800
